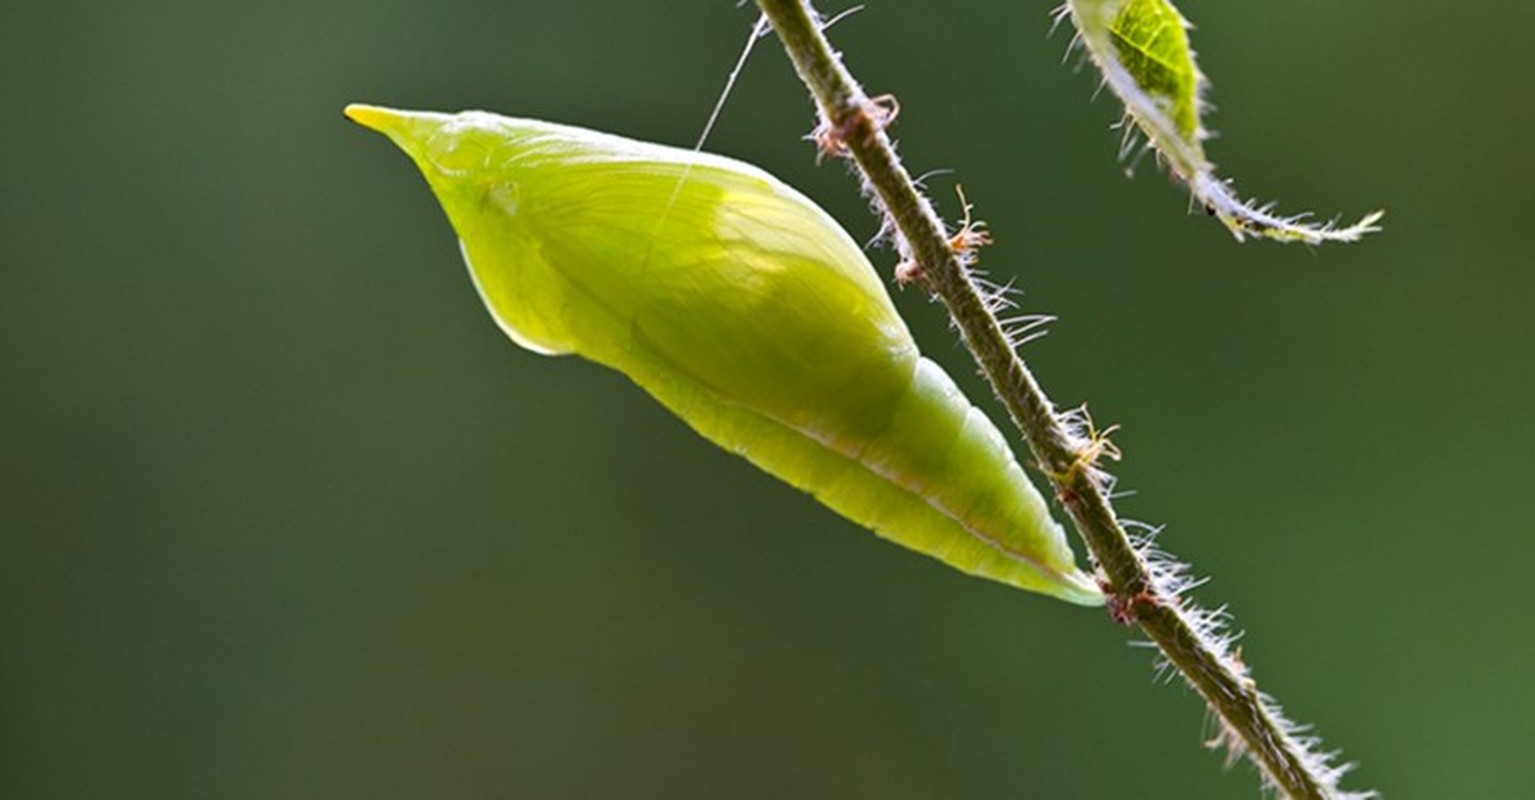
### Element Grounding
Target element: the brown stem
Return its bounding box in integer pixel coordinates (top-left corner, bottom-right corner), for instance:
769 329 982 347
752 2 1366 798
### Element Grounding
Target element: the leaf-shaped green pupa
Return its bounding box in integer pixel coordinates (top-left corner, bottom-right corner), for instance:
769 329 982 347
1064 0 1382 243
346 104 1102 606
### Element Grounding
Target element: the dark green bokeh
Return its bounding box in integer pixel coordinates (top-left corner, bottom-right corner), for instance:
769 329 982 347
3 1 1530 797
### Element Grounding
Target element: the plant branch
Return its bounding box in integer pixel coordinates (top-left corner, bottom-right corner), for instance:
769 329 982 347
752 1 1369 798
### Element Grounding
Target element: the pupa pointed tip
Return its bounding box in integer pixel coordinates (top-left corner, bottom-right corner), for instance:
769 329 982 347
343 103 403 134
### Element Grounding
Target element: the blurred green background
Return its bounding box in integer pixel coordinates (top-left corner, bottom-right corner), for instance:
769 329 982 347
3 1 1531 797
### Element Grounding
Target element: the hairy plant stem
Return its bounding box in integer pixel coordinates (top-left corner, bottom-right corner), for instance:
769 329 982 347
754 1 1345 798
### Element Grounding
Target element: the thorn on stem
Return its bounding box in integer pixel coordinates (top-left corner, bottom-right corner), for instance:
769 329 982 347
868 93 901 127
1102 583 1159 626
811 92 900 161
948 184 992 260
1044 406 1122 487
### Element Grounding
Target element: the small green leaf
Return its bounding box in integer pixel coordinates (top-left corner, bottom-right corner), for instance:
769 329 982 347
346 104 1102 606
1064 0 1383 243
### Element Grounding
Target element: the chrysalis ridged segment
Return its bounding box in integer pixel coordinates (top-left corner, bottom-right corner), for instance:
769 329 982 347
345 104 1103 606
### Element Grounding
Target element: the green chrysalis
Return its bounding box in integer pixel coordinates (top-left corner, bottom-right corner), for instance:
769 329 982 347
345 104 1101 606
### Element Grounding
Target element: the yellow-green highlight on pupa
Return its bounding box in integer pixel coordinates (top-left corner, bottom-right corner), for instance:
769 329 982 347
345 103 1102 606
1062 0 1383 243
